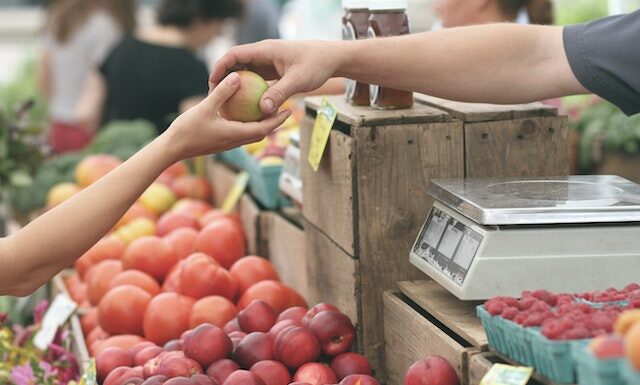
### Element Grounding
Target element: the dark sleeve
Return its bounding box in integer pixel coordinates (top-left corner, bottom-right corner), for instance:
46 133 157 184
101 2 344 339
177 59 209 101
563 10 640 116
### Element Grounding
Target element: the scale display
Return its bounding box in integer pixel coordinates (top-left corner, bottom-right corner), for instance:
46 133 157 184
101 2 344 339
413 207 483 286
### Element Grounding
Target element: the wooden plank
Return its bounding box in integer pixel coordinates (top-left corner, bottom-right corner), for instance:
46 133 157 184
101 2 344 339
465 117 569 178
304 221 359 328
384 291 473 385
266 212 308 299
70 314 91 369
305 95 451 128
208 160 239 209
354 121 465 377
239 194 263 256
301 115 357 255
399 280 487 349
468 353 498 385
415 94 557 122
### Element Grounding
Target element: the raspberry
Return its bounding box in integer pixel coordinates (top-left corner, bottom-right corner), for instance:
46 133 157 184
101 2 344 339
531 302 551 313
562 327 590 340
523 313 545 327
624 283 640 292
531 290 554 305
519 297 538 310
485 301 507 316
501 307 520 320
514 313 527 325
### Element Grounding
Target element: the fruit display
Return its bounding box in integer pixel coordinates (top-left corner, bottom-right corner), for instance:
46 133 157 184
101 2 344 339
478 285 640 384
403 357 459 385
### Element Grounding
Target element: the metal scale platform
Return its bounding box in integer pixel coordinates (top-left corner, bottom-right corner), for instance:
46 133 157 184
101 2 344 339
410 175 640 300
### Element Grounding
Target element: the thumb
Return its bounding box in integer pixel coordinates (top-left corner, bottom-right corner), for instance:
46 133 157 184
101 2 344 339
206 72 241 108
260 75 299 115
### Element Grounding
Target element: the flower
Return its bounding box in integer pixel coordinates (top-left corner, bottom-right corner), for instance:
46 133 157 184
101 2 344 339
11 363 35 385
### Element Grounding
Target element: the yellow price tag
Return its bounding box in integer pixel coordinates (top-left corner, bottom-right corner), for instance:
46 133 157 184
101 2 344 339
480 364 533 385
308 98 338 172
222 171 249 213
78 359 97 385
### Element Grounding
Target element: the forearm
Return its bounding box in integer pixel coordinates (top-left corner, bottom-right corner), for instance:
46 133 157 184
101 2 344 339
336 24 586 104
0 134 179 296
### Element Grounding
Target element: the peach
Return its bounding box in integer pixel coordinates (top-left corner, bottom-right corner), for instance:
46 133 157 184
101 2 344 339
308 311 355 357
184 323 233 367
133 346 163 367
164 378 193 385
192 374 217 385
157 356 203 378
222 370 267 385
330 353 372 380
615 309 640 335
46 182 80 209
171 175 212 201
302 304 339 325
117 203 158 229
129 342 156 357
122 378 145 385
268 320 302 340
293 363 338 385
238 300 277 333
220 71 269 122
157 212 200 237
273 326 321 369
250 360 291 385
140 183 177 215
339 375 379 385
625 322 640 369
75 154 122 187
116 218 157 245
235 332 274 369
207 359 240 384
190 296 238 329
229 331 247 353
164 339 184 351
224 318 242 334
97 347 133 382
404 357 459 385
104 366 143 385
277 307 307 324
141 375 168 385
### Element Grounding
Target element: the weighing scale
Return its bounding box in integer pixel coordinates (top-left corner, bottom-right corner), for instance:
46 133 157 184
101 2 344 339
410 175 640 300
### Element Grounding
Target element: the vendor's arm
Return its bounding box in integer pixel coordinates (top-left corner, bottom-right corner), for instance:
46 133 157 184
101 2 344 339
212 11 640 116
0 73 291 297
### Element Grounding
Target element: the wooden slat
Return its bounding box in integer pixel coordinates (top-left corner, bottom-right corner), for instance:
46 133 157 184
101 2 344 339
399 280 487 348
301 115 357 255
266 212 308 299
465 117 569 178
354 120 465 377
383 291 473 385
415 94 557 122
239 194 263 256
468 353 497 385
304 221 359 327
305 95 451 128
208 160 239 209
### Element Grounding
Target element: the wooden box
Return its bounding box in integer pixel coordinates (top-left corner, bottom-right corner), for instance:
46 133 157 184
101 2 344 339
300 96 465 377
265 209 308 299
414 94 569 177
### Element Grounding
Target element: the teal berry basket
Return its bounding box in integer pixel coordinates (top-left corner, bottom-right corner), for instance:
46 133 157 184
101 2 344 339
244 156 289 209
573 341 625 385
622 360 640 385
217 147 249 170
503 321 536 366
528 328 589 384
477 306 509 356
575 298 629 309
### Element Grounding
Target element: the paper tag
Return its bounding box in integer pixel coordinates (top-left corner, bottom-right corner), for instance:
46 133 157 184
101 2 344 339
222 171 249 213
33 294 77 350
308 98 338 172
79 359 97 385
480 364 533 385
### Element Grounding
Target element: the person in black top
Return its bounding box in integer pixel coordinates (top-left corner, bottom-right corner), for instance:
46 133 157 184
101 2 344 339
76 0 243 134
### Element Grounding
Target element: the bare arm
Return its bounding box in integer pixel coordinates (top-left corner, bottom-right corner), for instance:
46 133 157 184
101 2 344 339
0 73 291 297
75 70 106 132
210 24 588 115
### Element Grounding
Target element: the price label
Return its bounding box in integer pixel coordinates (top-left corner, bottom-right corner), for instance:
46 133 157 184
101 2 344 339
33 294 77 350
480 364 533 385
308 98 338 172
78 359 97 385
222 171 249 214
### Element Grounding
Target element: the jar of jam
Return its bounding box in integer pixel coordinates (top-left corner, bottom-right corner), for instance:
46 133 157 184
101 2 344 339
342 0 371 106
367 0 413 109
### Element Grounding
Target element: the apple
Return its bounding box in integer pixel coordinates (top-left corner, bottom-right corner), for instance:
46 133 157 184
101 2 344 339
184 323 233 367
302 304 339 325
293 363 338 385
238 300 277 333
192 374 217 385
404 357 459 385
273 326 321 369
219 71 269 123
104 366 143 385
207 359 241 384
308 311 356 356
235 332 274 369
133 346 164 367
277 307 308 323
330 353 372 380
222 370 267 385
268 320 302 340
141 375 168 385
224 318 242 334
250 360 291 385
97 347 133 382
157 356 203 378
339 375 379 385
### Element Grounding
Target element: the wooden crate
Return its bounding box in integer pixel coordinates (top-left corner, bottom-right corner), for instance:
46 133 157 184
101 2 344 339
301 96 464 378
265 210 308 299
414 94 569 177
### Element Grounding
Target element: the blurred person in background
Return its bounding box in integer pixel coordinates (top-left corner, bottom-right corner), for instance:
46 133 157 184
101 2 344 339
38 0 136 153
76 0 243 135
432 0 553 29
235 0 281 45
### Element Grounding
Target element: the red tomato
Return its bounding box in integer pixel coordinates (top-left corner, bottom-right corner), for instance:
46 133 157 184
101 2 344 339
84 236 126 264
95 335 146 356
87 260 123 306
98 285 152 335
156 212 200 237
81 308 99 336
163 227 198 260
230 256 280 295
189 295 238 329
237 281 291 314
179 253 237 300
122 236 177 281
195 221 246 269
109 270 161 296
143 292 195 345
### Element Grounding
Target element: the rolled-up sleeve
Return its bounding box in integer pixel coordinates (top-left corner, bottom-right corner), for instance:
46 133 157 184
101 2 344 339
563 10 640 115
